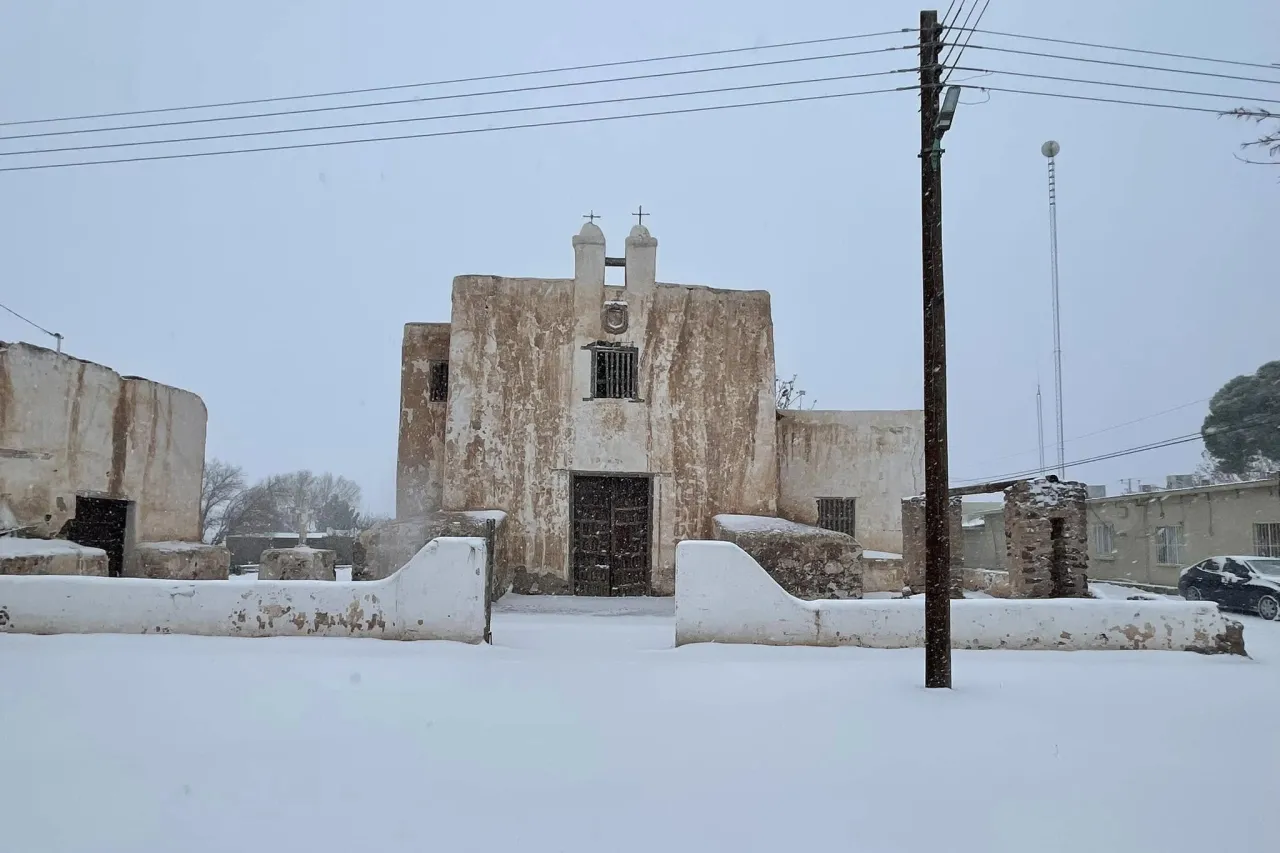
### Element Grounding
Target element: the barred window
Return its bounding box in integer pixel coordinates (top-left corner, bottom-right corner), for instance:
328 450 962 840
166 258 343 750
1155 525 1185 565
1093 523 1115 556
817 498 857 537
1254 523 1280 558
589 344 638 400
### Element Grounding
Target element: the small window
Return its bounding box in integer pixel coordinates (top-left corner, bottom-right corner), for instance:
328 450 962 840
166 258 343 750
1155 525 1185 566
1093 523 1115 556
428 361 449 402
1254 522 1280 558
589 344 638 400
817 497 857 537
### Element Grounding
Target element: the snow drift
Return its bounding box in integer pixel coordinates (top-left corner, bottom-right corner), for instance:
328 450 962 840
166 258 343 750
675 541 1245 654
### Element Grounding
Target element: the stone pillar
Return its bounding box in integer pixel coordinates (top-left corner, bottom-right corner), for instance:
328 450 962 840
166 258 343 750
258 547 337 581
624 223 657 291
1004 477 1090 598
573 221 605 287
901 495 964 597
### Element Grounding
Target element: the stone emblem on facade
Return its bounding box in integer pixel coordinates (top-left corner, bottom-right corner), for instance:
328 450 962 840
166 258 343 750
602 300 629 335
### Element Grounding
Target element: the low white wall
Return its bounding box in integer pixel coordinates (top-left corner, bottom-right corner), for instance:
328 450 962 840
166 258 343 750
0 537 486 643
675 541 1245 654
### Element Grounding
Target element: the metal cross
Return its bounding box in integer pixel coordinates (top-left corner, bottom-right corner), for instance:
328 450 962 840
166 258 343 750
583 211 600 223
632 206 649 225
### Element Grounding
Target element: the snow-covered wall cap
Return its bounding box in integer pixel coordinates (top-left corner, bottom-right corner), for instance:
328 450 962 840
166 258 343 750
1008 476 1089 509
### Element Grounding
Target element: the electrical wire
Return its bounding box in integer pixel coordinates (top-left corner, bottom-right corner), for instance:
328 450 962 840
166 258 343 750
941 0 992 84
940 0 961 30
939 1 981 70
966 397 1213 470
0 68 915 159
957 412 1280 485
0 29 911 129
0 301 59 338
973 85 1261 115
955 66 1280 106
961 44 1280 87
960 27 1280 74
0 84 914 174
0 44 914 144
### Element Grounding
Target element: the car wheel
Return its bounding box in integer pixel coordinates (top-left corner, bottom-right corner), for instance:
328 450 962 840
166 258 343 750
1184 586 1203 601
1258 594 1280 621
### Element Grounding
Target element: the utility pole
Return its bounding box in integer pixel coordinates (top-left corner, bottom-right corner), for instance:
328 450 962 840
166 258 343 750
919 8 952 689
1042 140 1065 479
1037 384 1046 474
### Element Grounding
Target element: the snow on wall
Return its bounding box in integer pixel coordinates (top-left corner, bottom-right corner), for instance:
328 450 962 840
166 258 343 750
675 541 1245 654
0 537 486 643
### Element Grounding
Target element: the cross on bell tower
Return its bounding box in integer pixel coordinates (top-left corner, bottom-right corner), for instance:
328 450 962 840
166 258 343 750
583 210 600 223
632 206 649 226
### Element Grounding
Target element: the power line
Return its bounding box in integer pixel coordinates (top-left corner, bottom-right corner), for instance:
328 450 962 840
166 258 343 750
957 66 1280 106
940 0 961 30
958 411 1280 485
0 300 60 342
0 29 911 129
974 85 1264 115
0 68 915 159
962 44 1280 87
965 397 1212 470
941 0 992 84
0 84 914 174
939 1 981 71
0 45 913 144
963 27 1280 74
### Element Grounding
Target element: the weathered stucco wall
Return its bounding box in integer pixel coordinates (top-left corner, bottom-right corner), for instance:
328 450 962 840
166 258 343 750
436 224 777 595
712 514 863 599
777 410 923 554
397 323 451 519
0 341 206 543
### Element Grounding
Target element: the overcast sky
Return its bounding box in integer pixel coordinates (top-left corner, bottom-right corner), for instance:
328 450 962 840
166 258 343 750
2 0 1276 515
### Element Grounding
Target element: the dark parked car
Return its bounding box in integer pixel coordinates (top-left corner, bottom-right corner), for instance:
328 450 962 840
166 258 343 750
1179 556 1280 620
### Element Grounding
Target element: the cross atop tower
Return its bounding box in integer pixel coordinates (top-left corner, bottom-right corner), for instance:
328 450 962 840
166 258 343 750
632 205 649 225
583 210 600 223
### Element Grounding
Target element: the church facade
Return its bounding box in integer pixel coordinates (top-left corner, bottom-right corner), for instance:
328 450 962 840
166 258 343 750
397 221 922 595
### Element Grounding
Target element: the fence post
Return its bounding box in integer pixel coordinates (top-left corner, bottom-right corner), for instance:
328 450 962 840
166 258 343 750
484 518 495 644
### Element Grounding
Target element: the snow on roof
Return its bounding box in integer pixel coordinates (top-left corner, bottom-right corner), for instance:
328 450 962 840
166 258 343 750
460 510 508 523
962 518 986 528
714 514 819 534
862 550 903 560
0 537 106 558
136 541 215 553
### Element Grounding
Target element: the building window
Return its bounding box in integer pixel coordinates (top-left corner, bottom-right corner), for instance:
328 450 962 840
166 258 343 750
1094 522 1115 556
817 498 857 537
589 343 638 400
1254 523 1280 558
1155 525 1185 565
428 361 449 402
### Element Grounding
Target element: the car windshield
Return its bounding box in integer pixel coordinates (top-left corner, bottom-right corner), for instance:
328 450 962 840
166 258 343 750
1246 558 1280 578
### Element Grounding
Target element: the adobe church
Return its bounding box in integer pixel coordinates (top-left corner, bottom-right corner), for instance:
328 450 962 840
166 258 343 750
394 219 923 596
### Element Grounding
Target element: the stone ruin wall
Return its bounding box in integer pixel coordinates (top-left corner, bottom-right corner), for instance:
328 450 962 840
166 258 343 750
1004 477 1090 598
900 495 964 597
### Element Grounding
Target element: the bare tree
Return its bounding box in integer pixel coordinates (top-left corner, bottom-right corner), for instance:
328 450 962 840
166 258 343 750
775 374 816 410
201 459 246 543
257 471 364 538
1224 106 1280 166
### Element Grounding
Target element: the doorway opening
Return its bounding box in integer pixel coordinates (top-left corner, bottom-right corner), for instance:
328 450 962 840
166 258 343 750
570 474 652 596
68 496 132 577
1049 517 1068 597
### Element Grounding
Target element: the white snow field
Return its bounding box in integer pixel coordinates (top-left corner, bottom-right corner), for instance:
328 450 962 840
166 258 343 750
2 594 1278 853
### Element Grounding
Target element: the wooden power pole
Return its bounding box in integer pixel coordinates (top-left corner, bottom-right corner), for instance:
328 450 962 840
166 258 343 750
919 9 952 688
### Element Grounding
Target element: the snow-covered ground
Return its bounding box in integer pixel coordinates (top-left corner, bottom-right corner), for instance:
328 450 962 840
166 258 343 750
2 595 1277 853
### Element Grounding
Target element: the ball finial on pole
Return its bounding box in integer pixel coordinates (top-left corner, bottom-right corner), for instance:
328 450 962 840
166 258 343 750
1041 140 1061 158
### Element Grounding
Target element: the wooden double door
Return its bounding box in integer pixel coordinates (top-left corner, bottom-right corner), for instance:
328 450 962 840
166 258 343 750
571 475 651 597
